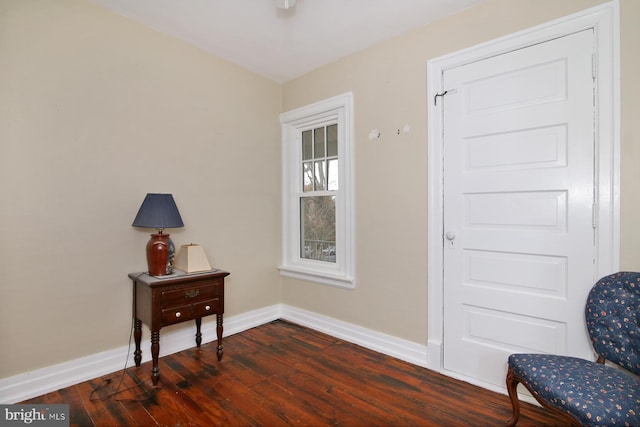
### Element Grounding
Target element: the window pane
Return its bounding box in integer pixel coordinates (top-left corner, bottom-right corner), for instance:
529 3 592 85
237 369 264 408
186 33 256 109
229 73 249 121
327 124 338 157
300 196 336 263
302 162 313 192
327 158 338 191
314 160 326 191
314 127 325 159
302 130 312 161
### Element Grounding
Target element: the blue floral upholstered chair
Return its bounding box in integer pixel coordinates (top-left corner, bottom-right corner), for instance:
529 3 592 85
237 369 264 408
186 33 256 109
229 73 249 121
505 271 640 426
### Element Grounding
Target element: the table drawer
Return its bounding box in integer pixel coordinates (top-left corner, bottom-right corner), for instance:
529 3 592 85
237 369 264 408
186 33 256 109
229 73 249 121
161 280 221 307
193 298 220 317
161 305 194 325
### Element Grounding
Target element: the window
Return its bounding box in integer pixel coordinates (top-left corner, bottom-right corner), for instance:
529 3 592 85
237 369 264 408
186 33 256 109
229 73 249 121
280 93 354 288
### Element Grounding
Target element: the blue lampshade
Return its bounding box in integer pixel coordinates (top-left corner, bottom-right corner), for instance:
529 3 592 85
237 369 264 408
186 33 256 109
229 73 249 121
132 193 184 229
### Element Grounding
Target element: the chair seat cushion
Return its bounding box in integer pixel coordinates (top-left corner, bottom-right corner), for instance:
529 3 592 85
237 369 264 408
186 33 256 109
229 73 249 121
508 353 640 426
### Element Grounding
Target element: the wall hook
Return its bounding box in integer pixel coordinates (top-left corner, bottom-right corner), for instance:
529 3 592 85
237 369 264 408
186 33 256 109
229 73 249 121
434 90 448 106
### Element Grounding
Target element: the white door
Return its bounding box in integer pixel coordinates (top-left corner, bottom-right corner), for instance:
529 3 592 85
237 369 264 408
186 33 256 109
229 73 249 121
442 29 596 388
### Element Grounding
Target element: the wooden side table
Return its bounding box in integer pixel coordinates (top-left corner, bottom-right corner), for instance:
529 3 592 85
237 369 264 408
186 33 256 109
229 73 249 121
129 269 230 385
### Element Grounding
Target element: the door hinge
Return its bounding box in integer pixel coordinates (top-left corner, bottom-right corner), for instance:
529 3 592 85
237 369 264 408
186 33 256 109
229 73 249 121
592 53 597 79
592 202 598 229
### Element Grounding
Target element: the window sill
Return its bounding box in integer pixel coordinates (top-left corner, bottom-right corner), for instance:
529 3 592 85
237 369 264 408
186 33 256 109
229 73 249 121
278 265 354 289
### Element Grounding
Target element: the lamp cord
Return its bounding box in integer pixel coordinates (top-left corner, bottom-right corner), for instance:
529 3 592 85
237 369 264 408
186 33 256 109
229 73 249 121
89 273 159 402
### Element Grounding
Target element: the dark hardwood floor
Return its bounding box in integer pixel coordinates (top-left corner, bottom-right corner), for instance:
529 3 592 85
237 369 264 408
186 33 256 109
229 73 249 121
22 320 570 426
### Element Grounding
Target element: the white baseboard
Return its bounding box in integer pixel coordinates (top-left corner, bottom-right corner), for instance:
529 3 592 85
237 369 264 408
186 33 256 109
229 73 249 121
281 305 428 368
0 306 280 404
0 345 133 405
0 304 427 403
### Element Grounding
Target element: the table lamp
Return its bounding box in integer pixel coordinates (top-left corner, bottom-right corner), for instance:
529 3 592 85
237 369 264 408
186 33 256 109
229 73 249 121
132 193 184 276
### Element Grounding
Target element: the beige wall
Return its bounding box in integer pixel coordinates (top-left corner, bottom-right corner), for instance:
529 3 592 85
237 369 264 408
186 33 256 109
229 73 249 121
0 0 281 378
1 0 638 382
281 0 640 344
619 0 640 269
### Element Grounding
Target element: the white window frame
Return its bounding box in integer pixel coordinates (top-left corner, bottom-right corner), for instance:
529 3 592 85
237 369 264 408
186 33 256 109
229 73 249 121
279 92 355 288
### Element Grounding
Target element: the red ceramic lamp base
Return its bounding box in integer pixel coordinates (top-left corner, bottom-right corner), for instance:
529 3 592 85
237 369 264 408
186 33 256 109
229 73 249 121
146 232 170 276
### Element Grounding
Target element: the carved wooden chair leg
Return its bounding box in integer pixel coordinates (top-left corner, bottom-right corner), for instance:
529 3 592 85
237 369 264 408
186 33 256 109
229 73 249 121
505 368 521 427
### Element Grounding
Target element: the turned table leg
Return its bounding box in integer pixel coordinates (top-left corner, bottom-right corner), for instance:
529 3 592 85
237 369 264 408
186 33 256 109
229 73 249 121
134 318 142 367
151 330 160 386
216 313 224 361
195 318 202 347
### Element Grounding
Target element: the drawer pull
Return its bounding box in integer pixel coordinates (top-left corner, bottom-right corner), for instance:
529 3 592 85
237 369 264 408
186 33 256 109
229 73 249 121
185 290 200 299
205 305 211 311
175 312 181 318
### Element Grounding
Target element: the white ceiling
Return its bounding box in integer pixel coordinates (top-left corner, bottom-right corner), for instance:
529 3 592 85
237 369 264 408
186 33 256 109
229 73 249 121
91 0 484 83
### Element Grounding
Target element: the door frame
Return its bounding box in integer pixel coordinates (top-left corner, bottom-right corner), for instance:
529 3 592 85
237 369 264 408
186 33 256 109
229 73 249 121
426 1 620 392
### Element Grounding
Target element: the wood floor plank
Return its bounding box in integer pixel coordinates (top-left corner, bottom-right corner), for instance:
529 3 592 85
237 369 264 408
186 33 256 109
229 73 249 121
21 320 571 426
58 385 95 427
163 353 244 425
75 379 128 427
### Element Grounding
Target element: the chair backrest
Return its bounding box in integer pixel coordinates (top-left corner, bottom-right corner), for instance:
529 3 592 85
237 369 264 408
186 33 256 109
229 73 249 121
585 271 640 375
